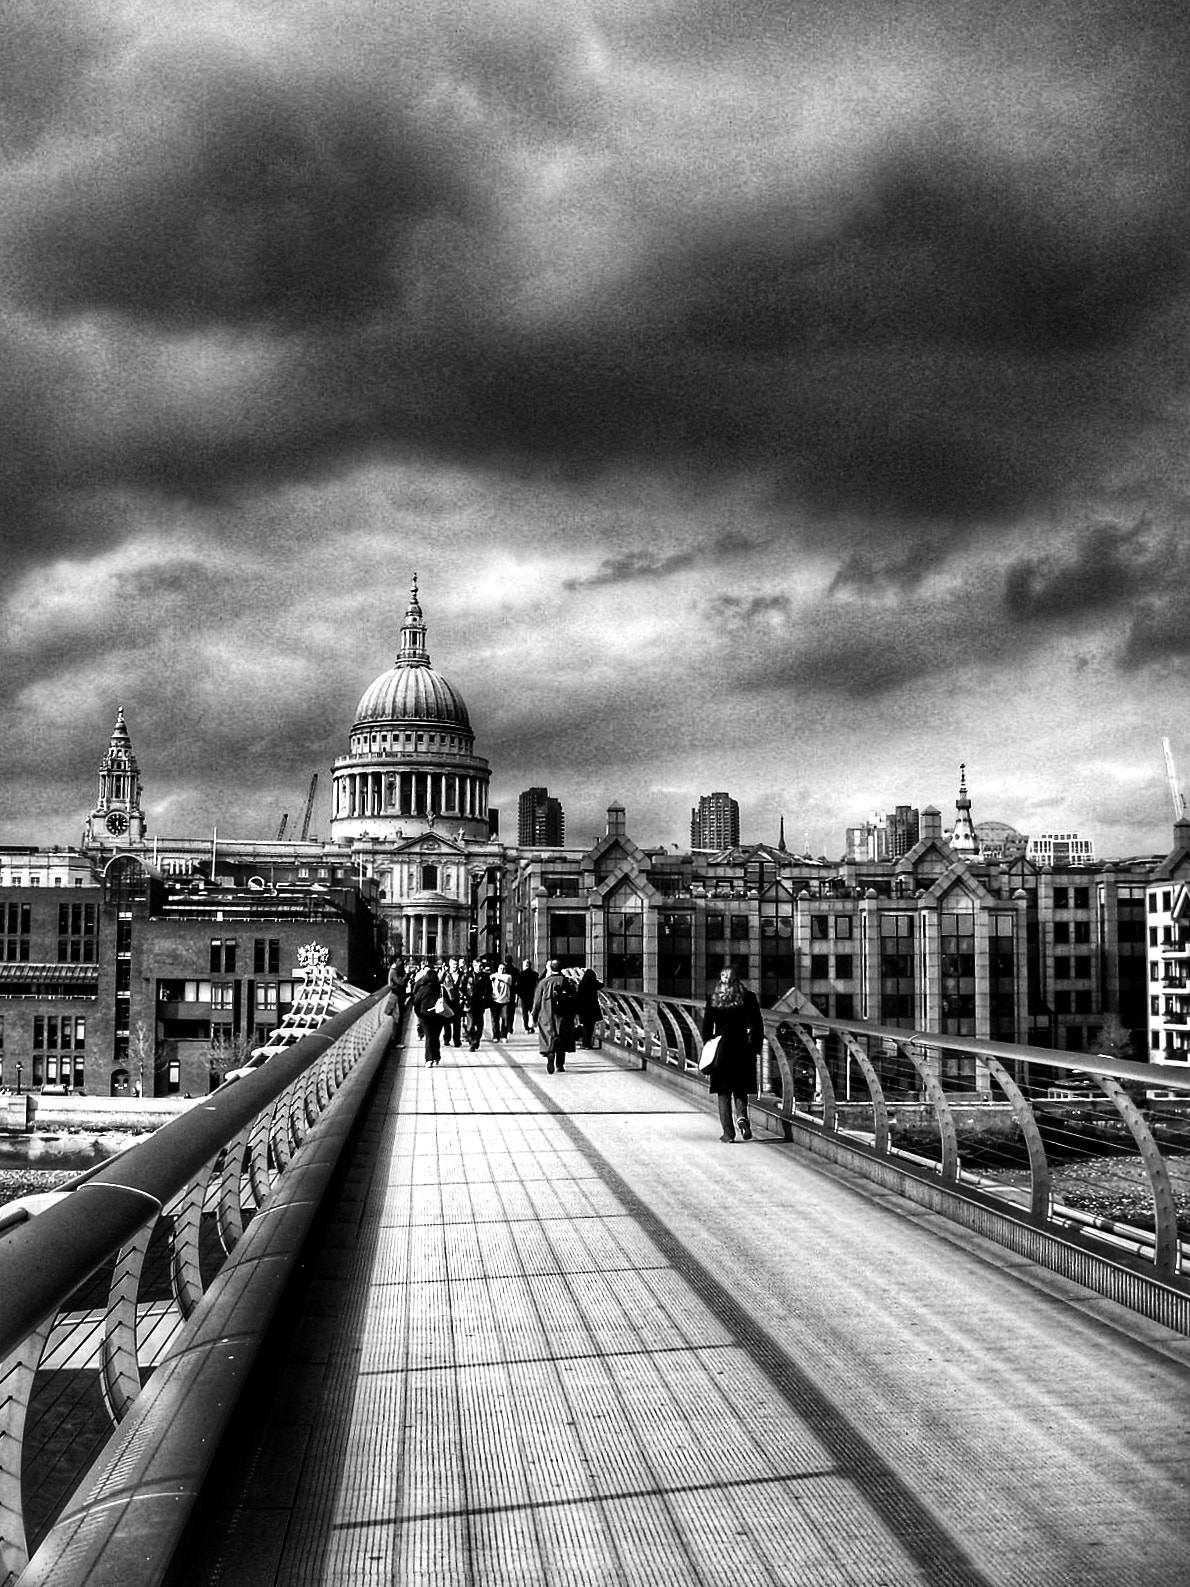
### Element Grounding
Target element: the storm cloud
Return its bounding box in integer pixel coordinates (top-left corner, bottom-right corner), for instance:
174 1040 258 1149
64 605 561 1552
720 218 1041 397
2 0 1189 855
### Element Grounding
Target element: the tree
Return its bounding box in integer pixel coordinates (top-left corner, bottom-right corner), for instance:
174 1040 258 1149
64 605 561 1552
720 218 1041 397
1094 1015 1134 1062
206 1030 254 1090
130 1021 159 1098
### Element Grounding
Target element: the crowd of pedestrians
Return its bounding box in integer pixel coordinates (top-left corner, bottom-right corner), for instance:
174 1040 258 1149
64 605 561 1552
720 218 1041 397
385 956 566 1064
384 952 763 1145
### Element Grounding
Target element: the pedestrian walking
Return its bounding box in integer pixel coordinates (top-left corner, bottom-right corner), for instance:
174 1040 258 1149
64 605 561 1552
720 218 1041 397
445 958 466 1047
532 960 575 1074
516 960 539 1031
439 958 462 1046
412 962 445 1066
463 959 492 1050
575 966 602 1048
700 966 762 1142
490 961 514 1038
386 959 408 1019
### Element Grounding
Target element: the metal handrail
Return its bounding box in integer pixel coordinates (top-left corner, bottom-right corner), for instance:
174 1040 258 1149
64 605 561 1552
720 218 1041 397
597 986 1190 1334
0 978 392 1585
0 986 388 1364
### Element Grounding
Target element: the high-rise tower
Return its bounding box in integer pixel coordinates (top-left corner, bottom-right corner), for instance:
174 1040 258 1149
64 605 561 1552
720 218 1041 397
690 791 740 851
518 787 565 846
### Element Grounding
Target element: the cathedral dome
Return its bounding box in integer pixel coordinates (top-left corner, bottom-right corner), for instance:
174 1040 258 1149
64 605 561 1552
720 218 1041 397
351 575 470 733
354 664 471 730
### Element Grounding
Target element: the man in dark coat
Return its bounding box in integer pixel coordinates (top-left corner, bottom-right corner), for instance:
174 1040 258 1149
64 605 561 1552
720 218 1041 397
516 960 539 1031
531 960 575 1074
700 966 763 1142
462 959 492 1051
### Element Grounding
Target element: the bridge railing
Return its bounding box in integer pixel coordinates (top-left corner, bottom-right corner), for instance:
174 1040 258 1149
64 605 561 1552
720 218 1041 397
0 972 393 1587
598 988 1190 1337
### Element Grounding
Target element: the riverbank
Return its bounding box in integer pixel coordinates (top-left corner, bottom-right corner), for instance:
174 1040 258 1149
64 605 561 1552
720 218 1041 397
1 1094 196 1135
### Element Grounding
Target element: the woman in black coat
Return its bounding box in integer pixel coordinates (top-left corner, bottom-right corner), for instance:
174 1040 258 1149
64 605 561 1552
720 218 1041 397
575 967 602 1047
411 965 445 1066
701 966 763 1142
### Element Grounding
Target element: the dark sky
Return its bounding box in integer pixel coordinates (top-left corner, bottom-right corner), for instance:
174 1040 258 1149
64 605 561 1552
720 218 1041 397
3 0 1189 856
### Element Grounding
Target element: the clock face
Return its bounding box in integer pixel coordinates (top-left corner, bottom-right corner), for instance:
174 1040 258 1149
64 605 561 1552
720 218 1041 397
105 810 129 835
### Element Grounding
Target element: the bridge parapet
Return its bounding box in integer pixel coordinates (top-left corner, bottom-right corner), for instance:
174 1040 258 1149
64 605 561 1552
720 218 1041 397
598 988 1190 1337
0 974 393 1587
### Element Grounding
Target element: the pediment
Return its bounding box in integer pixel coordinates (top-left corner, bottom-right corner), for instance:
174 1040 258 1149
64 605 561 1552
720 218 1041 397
389 831 468 857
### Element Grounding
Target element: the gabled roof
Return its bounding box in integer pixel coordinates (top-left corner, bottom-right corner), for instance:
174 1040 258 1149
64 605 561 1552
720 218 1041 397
916 861 1001 908
590 864 663 905
585 830 650 870
1149 843 1190 882
894 834 956 874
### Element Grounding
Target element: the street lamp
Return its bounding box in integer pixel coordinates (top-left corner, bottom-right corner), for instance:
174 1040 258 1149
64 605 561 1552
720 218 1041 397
15 1062 22 1095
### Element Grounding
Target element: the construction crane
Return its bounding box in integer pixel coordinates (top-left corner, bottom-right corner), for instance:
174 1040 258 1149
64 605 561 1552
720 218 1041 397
1162 737 1186 819
300 773 319 841
275 812 289 840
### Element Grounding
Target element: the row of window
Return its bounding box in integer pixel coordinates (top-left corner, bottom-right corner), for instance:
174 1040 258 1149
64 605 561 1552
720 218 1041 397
0 878 89 889
33 1016 87 1050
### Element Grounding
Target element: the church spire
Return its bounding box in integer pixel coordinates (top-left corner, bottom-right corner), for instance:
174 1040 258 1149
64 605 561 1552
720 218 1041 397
949 762 980 855
84 705 146 846
397 572 430 667
778 814 787 853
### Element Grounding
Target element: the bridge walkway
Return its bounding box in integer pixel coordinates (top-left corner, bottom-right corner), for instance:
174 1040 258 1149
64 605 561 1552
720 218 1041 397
173 1025 1190 1586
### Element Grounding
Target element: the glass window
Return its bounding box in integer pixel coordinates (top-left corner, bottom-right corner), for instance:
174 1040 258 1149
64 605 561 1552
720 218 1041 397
834 916 852 938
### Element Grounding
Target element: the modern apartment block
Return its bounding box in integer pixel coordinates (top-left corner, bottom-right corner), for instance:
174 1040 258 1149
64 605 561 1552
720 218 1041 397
690 791 740 851
517 786 565 847
1027 832 1095 864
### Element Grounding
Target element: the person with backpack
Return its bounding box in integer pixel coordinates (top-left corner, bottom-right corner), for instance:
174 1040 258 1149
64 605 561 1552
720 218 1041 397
531 959 575 1074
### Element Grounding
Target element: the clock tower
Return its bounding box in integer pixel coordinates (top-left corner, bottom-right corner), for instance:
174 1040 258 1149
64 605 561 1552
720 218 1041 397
84 706 147 848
